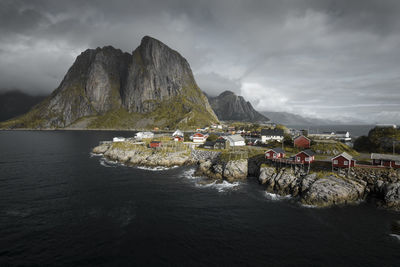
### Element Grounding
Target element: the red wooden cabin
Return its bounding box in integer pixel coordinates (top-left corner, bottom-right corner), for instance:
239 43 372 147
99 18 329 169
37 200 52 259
149 141 162 148
295 149 315 164
371 153 400 169
294 135 311 149
331 152 356 168
174 136 184 142
265 147 286 159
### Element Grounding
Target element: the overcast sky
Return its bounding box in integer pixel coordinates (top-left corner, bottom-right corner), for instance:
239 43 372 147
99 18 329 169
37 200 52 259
1 0 399 123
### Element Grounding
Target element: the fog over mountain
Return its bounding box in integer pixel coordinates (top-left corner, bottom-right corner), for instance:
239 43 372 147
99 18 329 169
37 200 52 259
1 0 400 124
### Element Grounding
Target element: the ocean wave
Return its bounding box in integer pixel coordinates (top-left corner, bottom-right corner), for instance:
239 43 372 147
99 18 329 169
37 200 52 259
264 192 292 201
181 168 197 179
196 180 240 193
390 234 400 242
100 158 124 168
135 165 179 171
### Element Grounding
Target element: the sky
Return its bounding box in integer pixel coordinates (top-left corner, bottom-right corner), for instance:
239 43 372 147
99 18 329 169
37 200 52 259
0 0 399 124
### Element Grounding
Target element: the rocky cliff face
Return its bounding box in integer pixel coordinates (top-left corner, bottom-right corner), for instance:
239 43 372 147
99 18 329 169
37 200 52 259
207 91 269 122
1 36 218 129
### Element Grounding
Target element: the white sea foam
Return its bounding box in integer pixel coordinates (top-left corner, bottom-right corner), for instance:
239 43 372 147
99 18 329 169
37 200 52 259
390 234 400 242
90 152 103 158
181 168 197 179
100 158 124 168
300 203 319 209
264 192 291 201
135 165 179 171
196 180 240 193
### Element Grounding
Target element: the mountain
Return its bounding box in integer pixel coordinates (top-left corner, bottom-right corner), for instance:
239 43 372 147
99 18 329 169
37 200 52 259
206 91 269 122
0 90 46 122
0 36 218 130
261 111 320 125
261 111 365 125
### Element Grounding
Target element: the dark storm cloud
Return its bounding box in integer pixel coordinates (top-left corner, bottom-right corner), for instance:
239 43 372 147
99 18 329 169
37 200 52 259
0 0 399 123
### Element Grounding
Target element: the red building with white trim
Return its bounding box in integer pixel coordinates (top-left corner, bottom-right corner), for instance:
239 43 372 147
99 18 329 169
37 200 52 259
332 152 356 168
294 135 311 149
371 153 400 169
265 147 286 159
294 149 315 164
149 141 162 148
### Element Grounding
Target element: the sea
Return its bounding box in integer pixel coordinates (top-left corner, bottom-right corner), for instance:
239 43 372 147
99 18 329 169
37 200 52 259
0 130 399 266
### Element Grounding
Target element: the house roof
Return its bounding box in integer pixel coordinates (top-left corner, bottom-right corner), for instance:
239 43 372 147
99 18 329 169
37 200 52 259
172 129 183 136
267 147 285 154
371 153 400 161
296 149 315 157
224 135 245 143
261 128 284 136
332 152 353 161
215 138 227 143
204 141 216 146
294 135 310 141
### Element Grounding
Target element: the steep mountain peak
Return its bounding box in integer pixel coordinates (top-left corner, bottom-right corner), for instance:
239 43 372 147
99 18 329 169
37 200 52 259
0 36 218 129
207 91 269 122
219 90 236 97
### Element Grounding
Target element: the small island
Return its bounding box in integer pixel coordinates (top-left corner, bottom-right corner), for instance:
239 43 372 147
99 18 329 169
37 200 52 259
92 126 400 211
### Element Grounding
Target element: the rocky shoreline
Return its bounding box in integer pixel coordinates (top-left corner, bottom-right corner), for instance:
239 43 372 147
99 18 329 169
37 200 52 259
92 142 400 210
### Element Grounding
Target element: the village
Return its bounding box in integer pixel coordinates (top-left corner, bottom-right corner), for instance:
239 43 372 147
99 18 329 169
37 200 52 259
110 123 400 174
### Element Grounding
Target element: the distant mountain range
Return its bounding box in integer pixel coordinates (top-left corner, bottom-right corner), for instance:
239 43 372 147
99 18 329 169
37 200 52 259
0 90 46 122
0 36 218 129
206 91 269 123
0 36 365 128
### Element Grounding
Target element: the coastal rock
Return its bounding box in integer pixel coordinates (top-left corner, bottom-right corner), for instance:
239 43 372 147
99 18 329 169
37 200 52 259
258 166 300 196
301 176 366 207
92 143 111 154
196 159 248 181
258 166 276 185
300 173 317 193
383 182 400 210
223 160 248 181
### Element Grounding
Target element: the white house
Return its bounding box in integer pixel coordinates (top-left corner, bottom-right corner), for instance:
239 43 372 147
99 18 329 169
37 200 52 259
113 137 126 142
224 135 246 147
335 131 351 142
261 129 284 143
172 129 183 137
192 133 208 143
135 131 154 140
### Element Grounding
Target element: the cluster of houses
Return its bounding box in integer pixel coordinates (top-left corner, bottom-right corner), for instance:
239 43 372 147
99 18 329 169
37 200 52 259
264 134 400 169
265 147 316 164
111 126 399 170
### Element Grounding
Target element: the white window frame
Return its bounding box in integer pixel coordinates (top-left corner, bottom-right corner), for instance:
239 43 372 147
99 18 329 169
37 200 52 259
344 161 349 165
305 157 310 162
273 153 277 158
297 157 300 162
333 160 338 164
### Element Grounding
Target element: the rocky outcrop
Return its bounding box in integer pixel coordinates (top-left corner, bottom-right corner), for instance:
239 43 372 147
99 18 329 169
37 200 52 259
1 36 218 129
301 177 366 207
207 91 268 122
258 166 367 207
196 159 248 182
383 183 400 210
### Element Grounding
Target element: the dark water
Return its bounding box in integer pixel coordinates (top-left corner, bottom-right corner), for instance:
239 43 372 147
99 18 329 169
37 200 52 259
287 125 375 137
0 131 399 266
